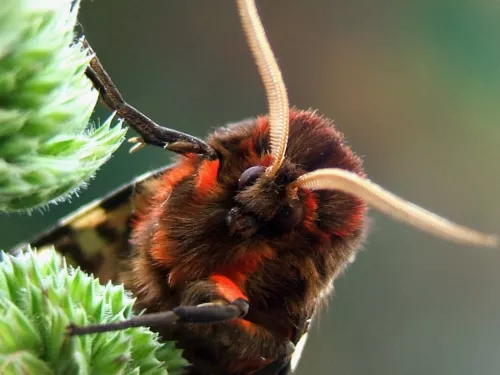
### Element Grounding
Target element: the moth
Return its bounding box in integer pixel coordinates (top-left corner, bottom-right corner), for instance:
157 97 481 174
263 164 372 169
14 1 496 374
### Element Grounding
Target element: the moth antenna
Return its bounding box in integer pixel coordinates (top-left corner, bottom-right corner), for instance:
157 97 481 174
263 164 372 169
293 169 498 248
237 0 289 176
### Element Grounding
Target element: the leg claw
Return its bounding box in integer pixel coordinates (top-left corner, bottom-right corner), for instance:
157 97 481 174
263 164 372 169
128 137 146 153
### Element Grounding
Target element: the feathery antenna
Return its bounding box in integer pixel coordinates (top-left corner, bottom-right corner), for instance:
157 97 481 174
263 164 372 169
237 0 289 176
293 169 497 247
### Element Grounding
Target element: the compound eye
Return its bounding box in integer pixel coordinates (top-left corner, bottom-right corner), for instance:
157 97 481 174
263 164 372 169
238 165 266 190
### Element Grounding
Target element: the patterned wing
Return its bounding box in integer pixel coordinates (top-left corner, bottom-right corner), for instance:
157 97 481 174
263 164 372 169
9 166 171 283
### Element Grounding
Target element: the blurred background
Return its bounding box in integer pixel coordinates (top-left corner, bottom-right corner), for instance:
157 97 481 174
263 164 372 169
2 0 500 374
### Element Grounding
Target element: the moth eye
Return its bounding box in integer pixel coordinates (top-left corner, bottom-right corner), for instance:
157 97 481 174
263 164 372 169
274 199 304 232
238 165 266 190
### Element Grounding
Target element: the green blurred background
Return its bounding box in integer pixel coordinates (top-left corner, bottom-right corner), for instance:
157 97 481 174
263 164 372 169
2 0 500 374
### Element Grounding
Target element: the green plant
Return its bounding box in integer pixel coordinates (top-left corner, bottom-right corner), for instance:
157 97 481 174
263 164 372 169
0 0 126 212
0 1 188 373
0 248 188 375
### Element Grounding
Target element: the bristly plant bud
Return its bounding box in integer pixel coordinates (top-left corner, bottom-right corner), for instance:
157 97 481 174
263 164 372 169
0 0 126 211
0 248 189 374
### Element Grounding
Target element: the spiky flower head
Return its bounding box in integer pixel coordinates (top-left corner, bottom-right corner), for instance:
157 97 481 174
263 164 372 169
0 248 189 374
0 0 126 211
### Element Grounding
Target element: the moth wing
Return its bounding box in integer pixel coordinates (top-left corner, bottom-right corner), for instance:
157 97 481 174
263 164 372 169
9 166 172 283
280 309 316 374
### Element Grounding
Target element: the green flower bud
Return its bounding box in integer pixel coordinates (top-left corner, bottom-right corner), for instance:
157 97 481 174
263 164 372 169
0 0 127 211
0 248 189 374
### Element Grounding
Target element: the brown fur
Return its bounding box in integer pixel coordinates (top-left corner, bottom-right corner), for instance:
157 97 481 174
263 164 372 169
16 109 367 375
124 109 368 374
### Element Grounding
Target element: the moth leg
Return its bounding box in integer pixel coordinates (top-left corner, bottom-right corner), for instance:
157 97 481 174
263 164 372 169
68 274 294 373
179 275 295 373
81 39 216 159
67 298 248 335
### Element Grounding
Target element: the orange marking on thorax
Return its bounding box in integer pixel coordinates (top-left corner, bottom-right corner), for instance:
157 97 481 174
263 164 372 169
132 156 195 236
216 244 276 286
195 159 220 198
210 274 248 303
303 192 318 232
239 138 258 162
146 156 197 267
150 230 173 266
304 190 366 239
239 136 273 169
160 155 197 192
255 116 269 135
302 191 330 242
261 154 273 167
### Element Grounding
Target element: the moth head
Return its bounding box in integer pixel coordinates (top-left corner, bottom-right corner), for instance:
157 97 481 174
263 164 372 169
226 0 497 248
228 161 305 239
